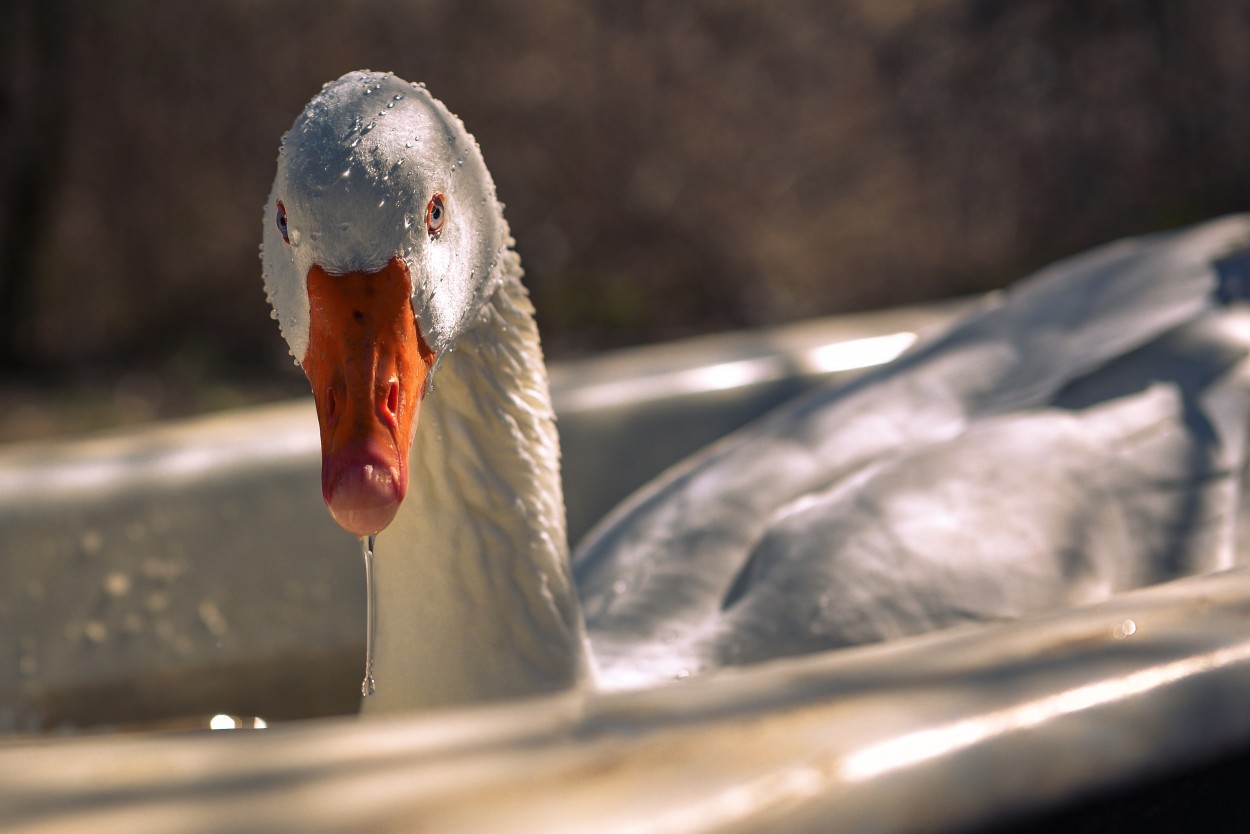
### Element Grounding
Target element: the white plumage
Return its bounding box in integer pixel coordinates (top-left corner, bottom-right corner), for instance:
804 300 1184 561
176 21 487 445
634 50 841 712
263 71 1250 712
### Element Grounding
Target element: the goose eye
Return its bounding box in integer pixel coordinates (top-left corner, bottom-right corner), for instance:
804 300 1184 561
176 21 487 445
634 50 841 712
276 201 290 244
425 194 446 238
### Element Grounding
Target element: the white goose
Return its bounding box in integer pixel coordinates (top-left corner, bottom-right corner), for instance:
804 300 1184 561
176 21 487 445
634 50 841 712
263 71 1250 713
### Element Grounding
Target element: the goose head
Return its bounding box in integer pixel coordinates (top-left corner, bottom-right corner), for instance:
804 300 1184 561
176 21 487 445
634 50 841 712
262 71 508 536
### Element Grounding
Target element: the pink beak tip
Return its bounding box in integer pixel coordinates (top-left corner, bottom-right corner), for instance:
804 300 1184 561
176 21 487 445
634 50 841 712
323 461 406 536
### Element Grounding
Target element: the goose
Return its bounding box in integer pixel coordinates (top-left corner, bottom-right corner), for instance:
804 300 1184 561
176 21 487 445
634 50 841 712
263 71 1250 713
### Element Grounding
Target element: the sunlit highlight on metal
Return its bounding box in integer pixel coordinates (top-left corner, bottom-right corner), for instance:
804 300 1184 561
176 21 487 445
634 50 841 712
840 637 1250 783
799 331 917 375
209 714 237 731
559 331 917 412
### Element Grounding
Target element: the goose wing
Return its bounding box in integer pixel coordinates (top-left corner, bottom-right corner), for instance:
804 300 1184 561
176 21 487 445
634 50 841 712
575 216 1250 683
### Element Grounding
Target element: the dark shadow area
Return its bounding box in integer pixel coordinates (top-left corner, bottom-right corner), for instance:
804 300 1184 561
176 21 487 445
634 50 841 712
979 742 1250 834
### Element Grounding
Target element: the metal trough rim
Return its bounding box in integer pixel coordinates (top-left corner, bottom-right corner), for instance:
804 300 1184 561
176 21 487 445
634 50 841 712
3 567 1250 833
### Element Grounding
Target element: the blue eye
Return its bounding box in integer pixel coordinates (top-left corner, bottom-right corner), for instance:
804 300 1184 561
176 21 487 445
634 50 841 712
276 201 290 244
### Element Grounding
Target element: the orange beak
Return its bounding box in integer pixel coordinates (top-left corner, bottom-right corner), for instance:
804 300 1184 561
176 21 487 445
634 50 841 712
302 257 435 536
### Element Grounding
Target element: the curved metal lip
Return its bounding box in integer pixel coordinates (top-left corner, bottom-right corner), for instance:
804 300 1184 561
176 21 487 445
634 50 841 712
3 568 1250 832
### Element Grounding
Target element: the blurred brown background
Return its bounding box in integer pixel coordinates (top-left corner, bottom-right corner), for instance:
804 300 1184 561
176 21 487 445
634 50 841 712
2 0 1248 441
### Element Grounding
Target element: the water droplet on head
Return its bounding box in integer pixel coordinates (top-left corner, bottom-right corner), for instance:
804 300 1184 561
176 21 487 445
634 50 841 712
393 94 404 101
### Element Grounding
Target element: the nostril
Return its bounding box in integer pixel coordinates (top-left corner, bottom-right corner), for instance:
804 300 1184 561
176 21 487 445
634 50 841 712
325 387 338 424
386 381 400 418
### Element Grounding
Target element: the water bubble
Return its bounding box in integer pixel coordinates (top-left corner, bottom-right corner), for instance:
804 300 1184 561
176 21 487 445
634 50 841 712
393 94 404 101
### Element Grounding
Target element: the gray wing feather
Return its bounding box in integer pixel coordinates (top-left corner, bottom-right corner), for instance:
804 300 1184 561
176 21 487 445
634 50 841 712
574 216 1250 681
